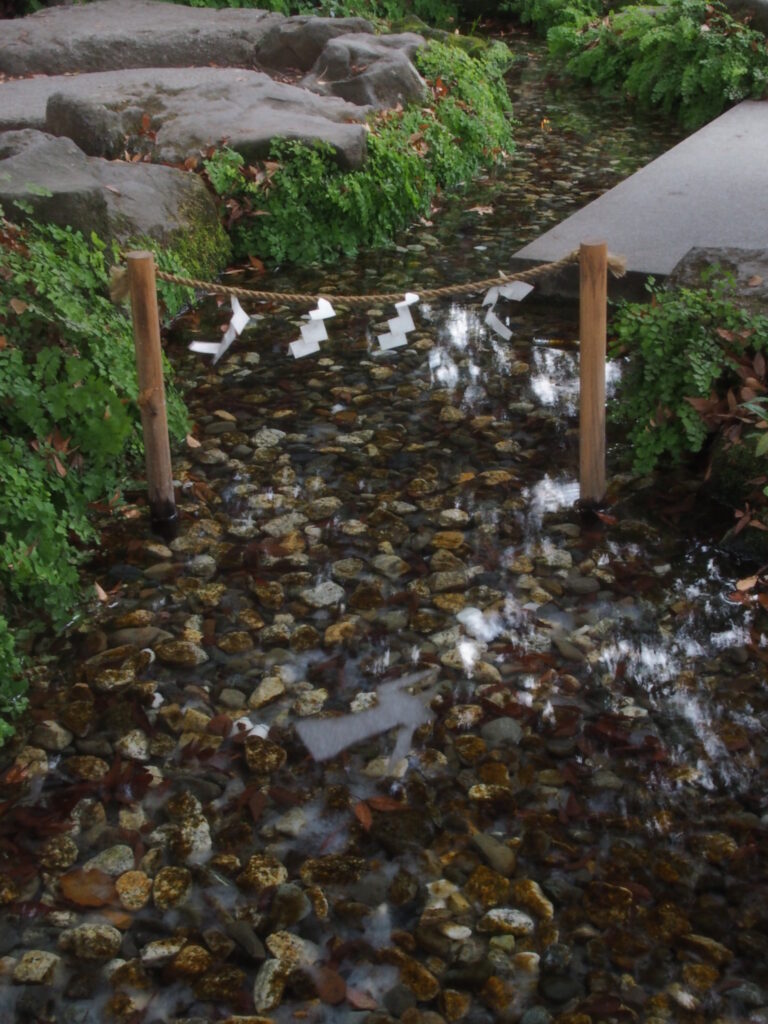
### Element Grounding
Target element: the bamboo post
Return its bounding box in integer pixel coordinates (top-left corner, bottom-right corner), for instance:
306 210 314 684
579 240 607 506
126 250 179 541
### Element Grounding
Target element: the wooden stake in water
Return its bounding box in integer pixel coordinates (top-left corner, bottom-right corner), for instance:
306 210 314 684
126 250 179 541
579 240 608 505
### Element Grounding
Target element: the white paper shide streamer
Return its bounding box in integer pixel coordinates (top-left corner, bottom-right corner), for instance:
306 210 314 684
189 296 251 363
290 298 336 359
483 280 534 341
378 292 419 351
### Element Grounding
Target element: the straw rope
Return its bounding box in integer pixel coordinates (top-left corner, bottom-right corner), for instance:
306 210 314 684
110 249 627 307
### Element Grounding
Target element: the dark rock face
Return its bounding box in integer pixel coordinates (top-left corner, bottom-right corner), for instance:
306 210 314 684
0 129 223 251
301 32 427 109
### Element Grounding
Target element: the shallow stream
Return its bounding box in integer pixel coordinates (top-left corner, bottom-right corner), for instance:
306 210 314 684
3 28 768 1024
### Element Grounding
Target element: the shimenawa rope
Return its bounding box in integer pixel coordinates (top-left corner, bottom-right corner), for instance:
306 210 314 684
109 249 627 307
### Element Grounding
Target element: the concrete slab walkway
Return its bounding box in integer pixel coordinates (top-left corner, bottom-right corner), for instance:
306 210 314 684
515 99 768 283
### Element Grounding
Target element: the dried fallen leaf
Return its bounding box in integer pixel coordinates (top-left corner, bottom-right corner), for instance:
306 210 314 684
747 275 763 287
736 575 759 591
60 869 116 908
352 801 373 831
346 988 378 1010
94 582 109 602
9 297 27 315
314 966 346 1005
367 795 406 812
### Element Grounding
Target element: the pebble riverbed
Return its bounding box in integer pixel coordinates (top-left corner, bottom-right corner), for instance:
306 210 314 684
2 27 768 1024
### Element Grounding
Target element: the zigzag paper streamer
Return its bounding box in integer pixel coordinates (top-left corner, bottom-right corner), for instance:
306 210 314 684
378 292 419 351
189 296 251 363
290 298 336 359
482 279 534 342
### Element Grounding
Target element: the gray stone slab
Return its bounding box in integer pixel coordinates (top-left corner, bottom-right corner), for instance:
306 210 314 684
667 246 768 313
0 129 223 251
0 67 370 168
0 0 372 76
301 32 426 109
516 100 768 280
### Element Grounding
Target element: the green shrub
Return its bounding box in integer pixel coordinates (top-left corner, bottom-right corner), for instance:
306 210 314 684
204 40 515 264
610 277 768 474
546 0 768 128
0 216 190 742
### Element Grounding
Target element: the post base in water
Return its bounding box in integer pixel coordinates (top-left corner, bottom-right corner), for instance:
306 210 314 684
150 504 179 542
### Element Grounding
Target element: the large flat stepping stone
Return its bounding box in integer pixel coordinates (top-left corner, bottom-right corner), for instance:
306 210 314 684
516 100 768 280
0 67 370 168
0 0 372 76
0 129 224 253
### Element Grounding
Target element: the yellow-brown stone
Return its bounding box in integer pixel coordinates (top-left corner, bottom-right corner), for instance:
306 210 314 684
193 966 247 1002
237 854 287 892
239 608 265 630
584 881 633 928
481 976 512 1012
244 736 287 774
511 879 554 921
477 470 515 487
152 866 192 909
397 954 440 1001
682 962 719 991
444 705 484 731
171 944 213 977
439 989 472 1021
300 854 366 886
465 866 510 909
217 632 254 654
40 835 79 872
116 871 152 911
63 755 110 781
453 735 487 763
477 762 510 787
252 582 284 610
324 619 359 646
433 593 467 613
432 531 466 550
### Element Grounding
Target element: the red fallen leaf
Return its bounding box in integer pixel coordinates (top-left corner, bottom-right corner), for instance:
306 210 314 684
60 868 116 908
206 713 233 737
595 510 618 525
140 112 151 133
754 352 766 377
313 966 346 1005
248 255 265 273
347 988 378 1010
269 786 306 807
621 880 653 902
367 795 407 812
0 335 7 350
353 801 373 831
759 594 768 610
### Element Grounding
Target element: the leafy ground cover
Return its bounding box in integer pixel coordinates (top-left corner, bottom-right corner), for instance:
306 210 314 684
0 216 190 742
610 276 768 506
203 40 515 264
503 0 768 128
